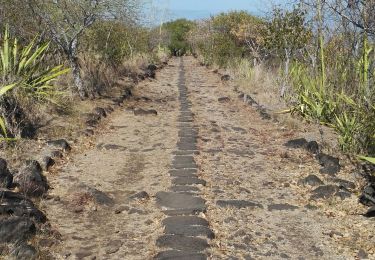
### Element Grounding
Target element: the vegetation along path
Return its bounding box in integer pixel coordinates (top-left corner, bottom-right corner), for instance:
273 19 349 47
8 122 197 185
44 57 374 259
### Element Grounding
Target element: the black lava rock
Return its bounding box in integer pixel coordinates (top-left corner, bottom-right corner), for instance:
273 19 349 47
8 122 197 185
133 109 158 116
310 185 339 200
317 153 341 175
11 243 37 260
0 190 47 222
46 139 71 151
284 138 308 149
359 184 375 206
0 158 13 188
0 217 36 243
94 107 107 118
221 75 231 81
306 141 320 154
298 175 324 187
14 160 48 197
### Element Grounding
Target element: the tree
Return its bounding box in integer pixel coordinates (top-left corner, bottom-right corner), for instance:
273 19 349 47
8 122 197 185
163 19 195 56
265 7 312 77
26 0 141 99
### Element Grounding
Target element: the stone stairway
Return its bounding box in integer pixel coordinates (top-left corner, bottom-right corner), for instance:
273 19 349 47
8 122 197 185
154 58 213 259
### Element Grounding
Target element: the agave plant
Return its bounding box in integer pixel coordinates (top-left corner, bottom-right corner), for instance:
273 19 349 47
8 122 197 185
0 25 69 138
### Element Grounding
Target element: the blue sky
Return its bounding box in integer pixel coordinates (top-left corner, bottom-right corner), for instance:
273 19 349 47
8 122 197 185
148 0 291 22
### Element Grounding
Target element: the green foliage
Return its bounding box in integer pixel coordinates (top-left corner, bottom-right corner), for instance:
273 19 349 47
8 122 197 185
189 11 265 66
359 156 375 165
264 6 311 64
0 26 68 138
290 62 336 123
164 19 195 56
83 21 151 65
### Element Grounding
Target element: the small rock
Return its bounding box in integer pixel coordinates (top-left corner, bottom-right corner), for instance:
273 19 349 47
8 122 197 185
133 108 158 116
218 97 230 102
216 200 263 209
298 175 324 187
39 156 55 171
358 249 369 259
221 75 231 81
93 107 107 118
11 243 37 260
0 217 36 243
335 191 352 200
332 178 355 190
50 150 63 158
284 138 308 148
319 165 341 176
0 190 47 222
129 191 150 200
0 158 13 188
14 160 48 197
105 240 123 254
317 153 340 168
47 139 71 151
310 185 339 200
306 141 319 154
364 206 375 218
268 204 299 211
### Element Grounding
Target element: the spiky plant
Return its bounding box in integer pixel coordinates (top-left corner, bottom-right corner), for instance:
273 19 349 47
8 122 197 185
0 25 69 138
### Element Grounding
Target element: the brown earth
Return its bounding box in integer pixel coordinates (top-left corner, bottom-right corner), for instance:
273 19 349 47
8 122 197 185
41 57 373 259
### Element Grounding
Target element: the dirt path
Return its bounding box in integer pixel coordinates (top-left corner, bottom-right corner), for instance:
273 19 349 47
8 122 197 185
45 57 373 260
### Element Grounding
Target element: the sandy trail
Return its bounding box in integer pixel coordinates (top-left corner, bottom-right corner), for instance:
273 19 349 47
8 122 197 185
44 57 373 260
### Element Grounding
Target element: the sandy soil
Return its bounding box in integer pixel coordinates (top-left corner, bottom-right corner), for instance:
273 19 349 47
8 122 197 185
41 57 374 260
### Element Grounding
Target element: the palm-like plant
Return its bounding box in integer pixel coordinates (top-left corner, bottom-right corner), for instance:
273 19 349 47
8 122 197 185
0 26 69 138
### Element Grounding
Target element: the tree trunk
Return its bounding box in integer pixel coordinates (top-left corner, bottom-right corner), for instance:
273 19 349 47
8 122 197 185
68 38 87 99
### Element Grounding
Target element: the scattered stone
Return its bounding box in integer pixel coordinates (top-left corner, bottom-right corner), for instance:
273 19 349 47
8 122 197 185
284 138 308 149
319 165 341 176
145 64 157 78
0 217 36 243
94 107 107 118
156 235 209 252
317 153 340 167
218 97 230 103
221 75 231 81
101 144 126 151
306 141 319 154
155 250 207 260
105 240 123 254
129 191 150 200
156 192 206 215
298 175 324 187
332 178 355 190
11 243 37 260
216 200 263 209
39 156 55 171
358 249 369 259
0 158 13 188
359 184 375 206
363 206 375 218
310 185 339 200
268 204 299 211
134 108 158 116
0 190 47 222
14 160 48 197
50 150 63 158
336 191 352 200
46 139 71 151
